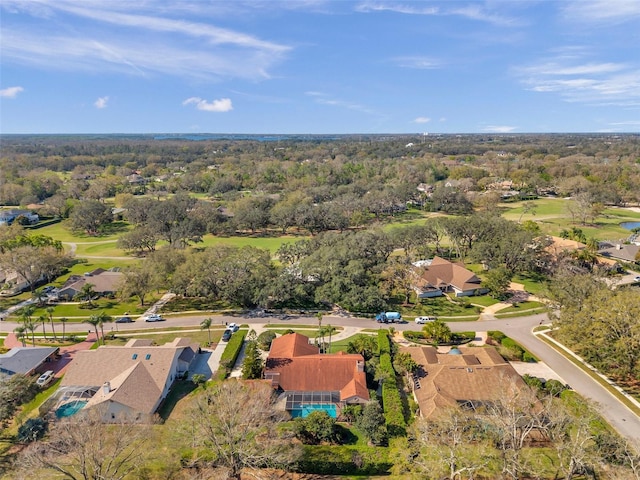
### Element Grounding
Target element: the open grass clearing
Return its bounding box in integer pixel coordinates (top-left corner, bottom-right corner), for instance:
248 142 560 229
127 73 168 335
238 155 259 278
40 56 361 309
104 329 219 347
38 220 131 243
495 301 546 314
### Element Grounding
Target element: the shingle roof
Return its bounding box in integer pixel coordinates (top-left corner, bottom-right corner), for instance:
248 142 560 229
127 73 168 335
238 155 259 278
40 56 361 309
61 338 196 414
417 256 482 293
403 345 526 419
265 334 369 402
0 347 58 376
59 271 123 295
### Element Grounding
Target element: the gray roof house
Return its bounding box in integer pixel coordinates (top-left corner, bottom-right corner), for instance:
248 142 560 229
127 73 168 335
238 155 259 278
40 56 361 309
0 347 59 379
57 269 123 300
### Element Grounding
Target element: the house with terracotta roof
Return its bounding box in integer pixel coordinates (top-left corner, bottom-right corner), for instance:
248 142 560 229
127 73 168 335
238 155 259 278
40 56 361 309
57 337 198 422
402 345 527 419
413 256 486 298
263 333 369 418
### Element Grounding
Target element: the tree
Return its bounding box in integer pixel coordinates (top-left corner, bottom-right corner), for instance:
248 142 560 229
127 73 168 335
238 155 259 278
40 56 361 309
84 315 101 345
256 330 276 351
116 225 158 254
356 401 387 446
200 317 212 346
382 256 416 305
92 311 113 345
69 199 113 235
46 306 57 342
422 319 453 345
17 406 152 480
78 283 97 306
60 317 68 341
0 375 38 428
13 325 27 347
293 410 338 444
485 266 513 300
414 408 489 480
393 351 419 385
38 314 48 341
346 334 378 360
118 262 156 306
241 341 264 379
185 380 300 479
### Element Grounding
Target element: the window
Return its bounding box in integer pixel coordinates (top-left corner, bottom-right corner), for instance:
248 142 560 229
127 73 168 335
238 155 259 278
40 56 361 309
145 354 151 360
132 354 138 360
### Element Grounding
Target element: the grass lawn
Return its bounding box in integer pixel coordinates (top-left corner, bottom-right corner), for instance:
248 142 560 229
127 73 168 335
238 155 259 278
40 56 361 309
327 334 373 353
73 241 130 258
157 380 199 420
15 296 162 320
495 301 546 314
38 220 131 243
399 296 481 319
513 273 548 295
469 295 500 307
104 328 225 347
199 233 306 253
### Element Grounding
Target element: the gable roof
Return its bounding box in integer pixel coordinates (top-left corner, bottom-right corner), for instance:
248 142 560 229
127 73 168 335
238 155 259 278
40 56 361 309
0 347 58 376
403 345 526 419
61 338 197 414
265 334 369 402
59 271 123 295
417 256 481 293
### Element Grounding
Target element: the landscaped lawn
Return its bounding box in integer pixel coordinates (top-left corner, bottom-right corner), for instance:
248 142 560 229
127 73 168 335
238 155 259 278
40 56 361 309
399 296 481 319
104 328 225 347
495 301 546 314
327 333 374 354
468 295 500 307
38 220 131 243
22 296 162 320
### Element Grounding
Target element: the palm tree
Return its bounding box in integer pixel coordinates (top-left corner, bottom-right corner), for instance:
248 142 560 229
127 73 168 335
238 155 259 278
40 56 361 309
23 318 37 346
60 317 68 342
46 306 57 342
93 311 113 345
14 325 27 347
200 317 213 346
32 288 47 307
84 315 101 344
79 283 97 307
38 314 48 340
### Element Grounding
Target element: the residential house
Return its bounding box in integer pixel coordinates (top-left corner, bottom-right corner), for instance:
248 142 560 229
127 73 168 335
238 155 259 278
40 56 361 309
413 256 486 298
402 345 527 419
0 269 33 296
263 333 369 418
598 242 640 264
57 338 198 422
0 347 59 380
0 209 39 226
545 236 586 259
57 269 123 300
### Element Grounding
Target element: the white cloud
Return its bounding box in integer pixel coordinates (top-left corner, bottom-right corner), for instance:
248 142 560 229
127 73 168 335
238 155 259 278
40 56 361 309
413 117 431 124
514 53 640 106
393 56 440 70
0 2 290 81
0 86 24 98
481 125 517 133
183 97 233 112
562 0 640 24
94 96 109 109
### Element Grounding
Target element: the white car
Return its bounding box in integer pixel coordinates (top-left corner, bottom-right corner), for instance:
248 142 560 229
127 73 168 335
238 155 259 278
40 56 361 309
228 322 239 332
36 370 55 387
415 316 437 324
144 314 165 322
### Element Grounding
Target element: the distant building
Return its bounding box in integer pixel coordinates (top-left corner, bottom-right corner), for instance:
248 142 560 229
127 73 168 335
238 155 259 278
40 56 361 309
0 209 39 226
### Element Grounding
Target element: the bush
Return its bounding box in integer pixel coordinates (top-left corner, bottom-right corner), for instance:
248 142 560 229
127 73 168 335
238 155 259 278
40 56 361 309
378 353 405 437
215 331 247 380
378 331 391 355
545 379 568 397
257 330 277 351
191 374 206 385
488 331 506 344
294 410 339 445
355 401 386 445
17 417 48 443
296 445 391 475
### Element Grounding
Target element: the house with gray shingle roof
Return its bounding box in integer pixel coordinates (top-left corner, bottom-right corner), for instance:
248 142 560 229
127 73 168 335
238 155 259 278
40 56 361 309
0 347 59 379
58 337 198 422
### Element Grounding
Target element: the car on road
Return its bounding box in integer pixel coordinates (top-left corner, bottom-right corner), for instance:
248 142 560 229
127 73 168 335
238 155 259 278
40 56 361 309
221 329 233 342
415 316 437 324
116 316 134 323
634 276 640 282
228 322 239 332
36 370 55 387
144 314 165 322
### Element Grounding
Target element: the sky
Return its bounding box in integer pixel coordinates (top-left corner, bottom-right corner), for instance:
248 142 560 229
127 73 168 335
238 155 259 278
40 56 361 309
1 0 639 134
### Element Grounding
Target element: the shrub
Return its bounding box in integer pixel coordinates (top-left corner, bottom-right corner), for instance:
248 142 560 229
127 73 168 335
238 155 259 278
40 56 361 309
191 374 206 385
488 331 506 344
378 331 391 355
215 331 247 380
545 379 568 397
257 330 277 351
294 410 339 445
355 401 387 445
17 417 48 443
296 445 391 475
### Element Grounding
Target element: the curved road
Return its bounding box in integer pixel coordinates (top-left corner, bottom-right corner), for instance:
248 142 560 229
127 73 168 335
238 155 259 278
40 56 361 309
2 311 638 443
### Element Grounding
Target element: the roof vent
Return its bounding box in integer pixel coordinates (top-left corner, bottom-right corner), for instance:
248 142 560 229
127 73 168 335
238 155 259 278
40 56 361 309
467 368 474 373
103 382 111 395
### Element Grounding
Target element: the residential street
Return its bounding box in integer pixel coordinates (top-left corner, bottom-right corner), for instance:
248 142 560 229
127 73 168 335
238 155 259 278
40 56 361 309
2 310 639 444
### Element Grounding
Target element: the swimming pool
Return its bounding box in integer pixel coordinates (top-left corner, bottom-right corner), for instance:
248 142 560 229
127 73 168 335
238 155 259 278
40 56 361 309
289 403 337 418
55 400 88 418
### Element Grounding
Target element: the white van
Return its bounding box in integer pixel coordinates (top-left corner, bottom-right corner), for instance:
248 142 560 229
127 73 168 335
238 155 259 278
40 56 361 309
415 316 437 324
36 370 55 387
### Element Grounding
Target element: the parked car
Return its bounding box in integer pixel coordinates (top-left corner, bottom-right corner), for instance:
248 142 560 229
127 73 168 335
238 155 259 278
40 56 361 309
144 314 165 322
634 276 640 282
36 370 55 387
41 286 56 294
228 322 239 332
221 329 233 341
116 316 133 323
415 316 437 324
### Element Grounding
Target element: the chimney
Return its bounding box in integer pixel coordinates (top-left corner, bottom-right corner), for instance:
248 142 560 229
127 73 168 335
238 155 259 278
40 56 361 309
357 360 365 373
102 382 111 395
616 244 622 250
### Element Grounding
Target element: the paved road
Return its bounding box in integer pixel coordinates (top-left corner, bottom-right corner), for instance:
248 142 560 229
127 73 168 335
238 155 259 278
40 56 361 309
2 310 639 443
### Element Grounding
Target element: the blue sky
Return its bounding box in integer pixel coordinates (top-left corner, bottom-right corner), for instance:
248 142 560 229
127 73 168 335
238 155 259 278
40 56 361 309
1 0 639 134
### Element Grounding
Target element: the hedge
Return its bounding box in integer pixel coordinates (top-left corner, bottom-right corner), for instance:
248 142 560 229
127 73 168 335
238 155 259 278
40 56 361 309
379 353 406 436
378 330 391 355
296 445 391 475
214 330 247 380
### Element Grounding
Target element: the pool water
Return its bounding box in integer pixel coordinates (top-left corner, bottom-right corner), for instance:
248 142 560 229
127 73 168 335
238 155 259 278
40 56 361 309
289 404 337 418
55 400 88 418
